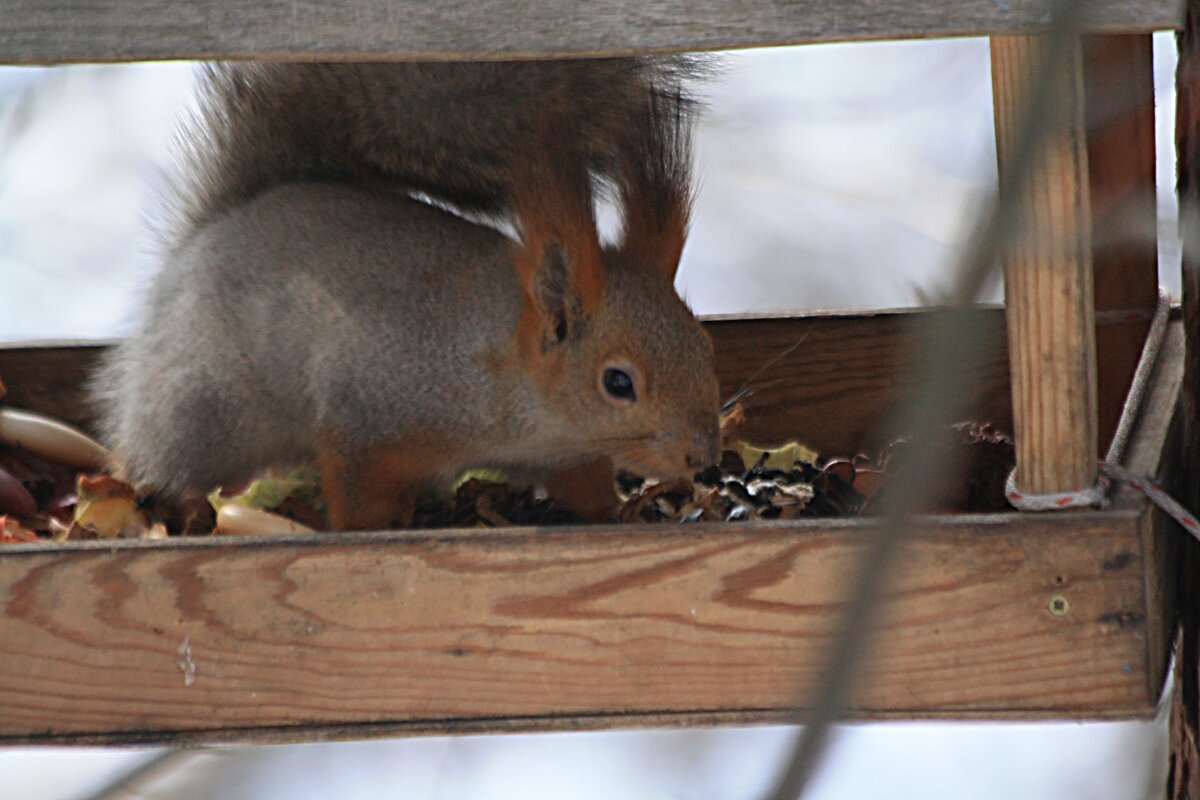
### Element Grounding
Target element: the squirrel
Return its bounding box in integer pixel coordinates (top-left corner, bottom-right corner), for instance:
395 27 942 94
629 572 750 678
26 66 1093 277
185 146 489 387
92 60 722 531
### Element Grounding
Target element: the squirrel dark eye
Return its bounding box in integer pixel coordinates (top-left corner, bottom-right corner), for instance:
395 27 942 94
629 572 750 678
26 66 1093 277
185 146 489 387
602 368 637 401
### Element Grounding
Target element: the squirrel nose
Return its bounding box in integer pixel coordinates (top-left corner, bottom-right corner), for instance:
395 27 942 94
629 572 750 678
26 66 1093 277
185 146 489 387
685 431 720 470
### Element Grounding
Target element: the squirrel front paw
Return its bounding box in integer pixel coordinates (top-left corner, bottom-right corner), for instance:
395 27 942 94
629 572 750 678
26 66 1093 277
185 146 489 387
537 457 619 522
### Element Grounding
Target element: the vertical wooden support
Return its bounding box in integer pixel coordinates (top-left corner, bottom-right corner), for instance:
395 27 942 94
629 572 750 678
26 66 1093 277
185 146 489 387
1082 35 1160 452
991 35 1098 496
1171 6 1200 798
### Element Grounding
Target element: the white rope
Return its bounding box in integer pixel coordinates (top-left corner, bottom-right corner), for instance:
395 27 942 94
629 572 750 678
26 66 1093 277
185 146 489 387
1005 288 1200 539
1004 472 1107 510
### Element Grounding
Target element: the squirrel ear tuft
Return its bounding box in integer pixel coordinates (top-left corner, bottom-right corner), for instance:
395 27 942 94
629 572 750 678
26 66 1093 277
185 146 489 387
510 124 604 353
614 88 696 282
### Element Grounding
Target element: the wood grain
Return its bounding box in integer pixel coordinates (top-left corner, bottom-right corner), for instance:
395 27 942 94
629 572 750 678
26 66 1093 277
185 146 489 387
707 309 1012 456
1124 322 1185 701
0 309 1013 460
1170 5 1200 794
1083 34 1160 454
0 513 1164 744
991 35 1099 495
0 0 1183 65
0 321 1182 744
0 343 105 439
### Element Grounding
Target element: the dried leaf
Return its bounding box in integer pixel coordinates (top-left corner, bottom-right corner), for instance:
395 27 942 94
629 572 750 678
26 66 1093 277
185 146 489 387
474 492 511 527
773 481 815 507
74 474 140 539
0 515 39 543
208 468 322 514
851 468 888 500
720 402 746 438
453 468 509 492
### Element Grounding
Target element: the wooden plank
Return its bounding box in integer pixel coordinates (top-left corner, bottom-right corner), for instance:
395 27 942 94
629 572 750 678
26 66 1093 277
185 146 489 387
991 35 1099 495
0 309 1014 460
1123 323 1185 702
0 0 1184 65
0 512 1162 745
1083 34 1161 454
1170 2 1200 793
708 309 1012 456
0 321 1183 744
0 342 102 440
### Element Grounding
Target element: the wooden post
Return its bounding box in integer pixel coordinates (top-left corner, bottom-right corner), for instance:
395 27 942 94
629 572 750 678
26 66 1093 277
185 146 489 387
1082 35 1160 453
1171 5 1200 797
991 35 1099 496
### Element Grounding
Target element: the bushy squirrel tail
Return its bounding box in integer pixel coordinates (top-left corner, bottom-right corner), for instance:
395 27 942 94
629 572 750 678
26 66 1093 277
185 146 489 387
169 58 707 242
503 68 699 362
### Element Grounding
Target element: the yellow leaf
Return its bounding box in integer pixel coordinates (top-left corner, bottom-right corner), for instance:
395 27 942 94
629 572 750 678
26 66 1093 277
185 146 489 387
733 441 819 471
74 474 137 539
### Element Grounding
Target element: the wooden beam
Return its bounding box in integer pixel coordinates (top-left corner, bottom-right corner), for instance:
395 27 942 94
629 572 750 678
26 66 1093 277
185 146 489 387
991 35 1099 496
708 309 1012 456
0 0 1184 65
1082 34 1160 453
1169 1 1200 794
0 508 1167 745
1122 317 1187 704
0 309 1014 460
0 321 1182 744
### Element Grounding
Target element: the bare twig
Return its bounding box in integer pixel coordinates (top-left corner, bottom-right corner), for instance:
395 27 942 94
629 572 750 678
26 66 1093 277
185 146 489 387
76 749 201 800
762 2 1090 797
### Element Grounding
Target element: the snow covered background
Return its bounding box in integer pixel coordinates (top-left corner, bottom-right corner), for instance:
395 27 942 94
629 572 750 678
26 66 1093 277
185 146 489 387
0 35 1180 799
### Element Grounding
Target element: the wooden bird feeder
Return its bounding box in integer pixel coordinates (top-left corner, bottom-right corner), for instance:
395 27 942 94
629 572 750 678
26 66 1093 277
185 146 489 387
0 0 1190 748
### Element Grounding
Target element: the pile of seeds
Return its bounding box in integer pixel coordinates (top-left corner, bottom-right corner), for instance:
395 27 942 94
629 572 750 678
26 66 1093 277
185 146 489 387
405 421 1016 528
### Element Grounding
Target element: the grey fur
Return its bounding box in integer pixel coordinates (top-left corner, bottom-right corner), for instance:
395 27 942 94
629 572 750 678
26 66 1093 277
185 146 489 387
94 60 721 520
96 183 718 496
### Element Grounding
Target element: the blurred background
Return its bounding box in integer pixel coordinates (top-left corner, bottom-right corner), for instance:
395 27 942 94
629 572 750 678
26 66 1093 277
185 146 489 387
0 34 1180 799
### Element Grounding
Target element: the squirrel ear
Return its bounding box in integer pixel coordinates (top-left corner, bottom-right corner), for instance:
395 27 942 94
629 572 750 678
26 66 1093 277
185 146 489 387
511 129 605 353
614 88 696 282
529 247 575 346
515 234 601 353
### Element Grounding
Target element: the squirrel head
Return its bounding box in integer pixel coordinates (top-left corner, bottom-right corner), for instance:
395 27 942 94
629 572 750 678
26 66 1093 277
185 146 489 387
508 100 720 478
515 244 720 477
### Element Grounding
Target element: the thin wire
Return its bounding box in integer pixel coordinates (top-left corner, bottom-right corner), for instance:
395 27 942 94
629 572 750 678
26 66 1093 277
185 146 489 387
722 329 811 412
